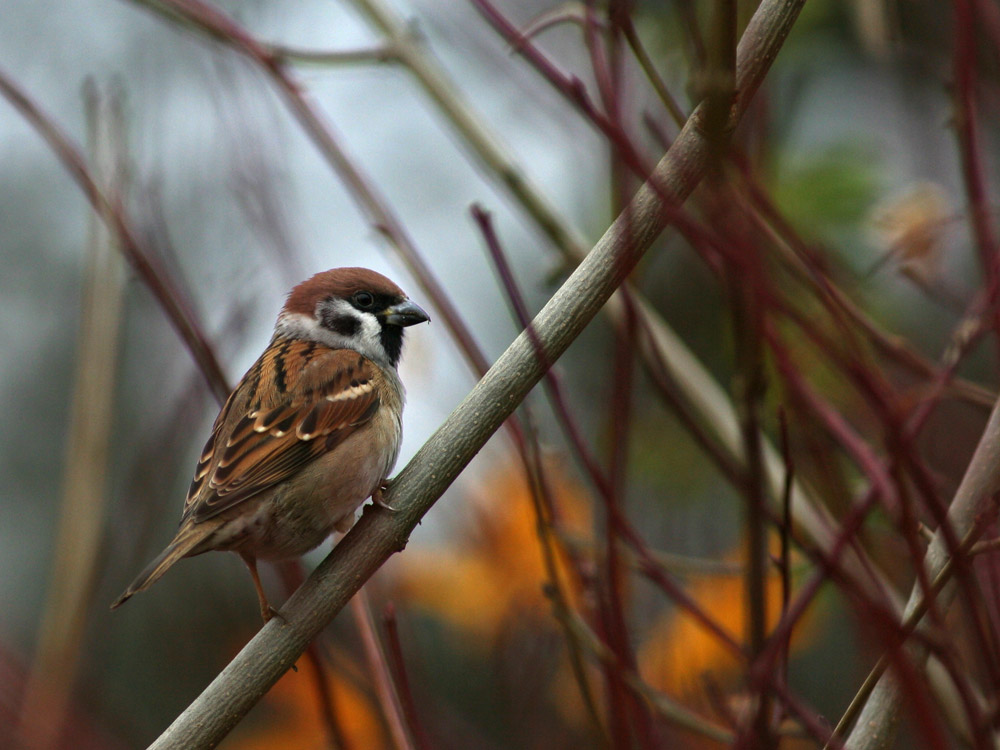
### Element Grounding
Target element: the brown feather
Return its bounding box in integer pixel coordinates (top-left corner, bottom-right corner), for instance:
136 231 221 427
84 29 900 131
282 267 404 316
182 343 381 523
110 519 221 610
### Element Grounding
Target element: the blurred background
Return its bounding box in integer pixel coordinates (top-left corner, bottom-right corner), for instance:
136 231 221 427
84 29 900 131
2 0 999 748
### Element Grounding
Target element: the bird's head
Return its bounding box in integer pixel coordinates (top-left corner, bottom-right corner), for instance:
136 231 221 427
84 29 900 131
277 267 429 369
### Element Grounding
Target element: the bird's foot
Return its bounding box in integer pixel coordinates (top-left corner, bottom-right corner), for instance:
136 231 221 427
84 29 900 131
371 480 399 512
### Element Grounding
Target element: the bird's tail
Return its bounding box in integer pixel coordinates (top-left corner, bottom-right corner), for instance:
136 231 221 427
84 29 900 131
110 523 216 610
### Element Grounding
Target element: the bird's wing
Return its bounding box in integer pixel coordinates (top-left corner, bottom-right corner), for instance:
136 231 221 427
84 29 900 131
182 344 380 523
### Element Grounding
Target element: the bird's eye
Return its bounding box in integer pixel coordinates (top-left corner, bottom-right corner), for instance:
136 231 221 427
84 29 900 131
353 291 375 309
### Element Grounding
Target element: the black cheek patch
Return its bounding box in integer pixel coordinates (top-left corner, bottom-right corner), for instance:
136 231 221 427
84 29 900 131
321 312 360 338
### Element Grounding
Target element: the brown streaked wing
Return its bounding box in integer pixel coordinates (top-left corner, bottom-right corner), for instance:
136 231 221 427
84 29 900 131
182 384 245 516
183 346 381 523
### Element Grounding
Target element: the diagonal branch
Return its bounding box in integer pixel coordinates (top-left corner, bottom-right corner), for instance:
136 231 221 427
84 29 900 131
145 2 806 747
844 392 1000 748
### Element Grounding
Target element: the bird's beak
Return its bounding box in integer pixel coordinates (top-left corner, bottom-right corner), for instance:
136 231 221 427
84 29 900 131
381 299 430 327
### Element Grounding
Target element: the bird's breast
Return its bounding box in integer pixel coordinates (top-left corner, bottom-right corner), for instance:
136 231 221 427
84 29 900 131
233 401 402 560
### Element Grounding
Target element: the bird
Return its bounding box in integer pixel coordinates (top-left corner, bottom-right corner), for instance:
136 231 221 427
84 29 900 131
111 267 429 622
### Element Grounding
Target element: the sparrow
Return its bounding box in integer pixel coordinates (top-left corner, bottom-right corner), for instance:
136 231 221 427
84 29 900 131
111 267 429 622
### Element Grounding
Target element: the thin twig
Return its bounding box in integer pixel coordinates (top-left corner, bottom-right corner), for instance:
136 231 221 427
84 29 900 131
473 207 744 658
561 607 735 743
732 155 995 411
268 42 402 66
602 293 645 747
777 410 794 707
700 0 737 161
953 0 1000 354
521 414 610 744
0 67 230 402
470 205 608 740
347 0 592 260
381 604 432 750
274 561 351 749
349 590 413 750
587 6 654 742
827 520 988 748
729 248 772 749
619 14 687 128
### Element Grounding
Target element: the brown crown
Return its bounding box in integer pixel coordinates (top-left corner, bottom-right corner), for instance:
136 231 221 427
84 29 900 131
282 267 406 316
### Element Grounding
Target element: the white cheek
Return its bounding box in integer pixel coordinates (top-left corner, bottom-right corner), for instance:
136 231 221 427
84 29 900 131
276 309 391 369
355 316 385 356
274 312 323 341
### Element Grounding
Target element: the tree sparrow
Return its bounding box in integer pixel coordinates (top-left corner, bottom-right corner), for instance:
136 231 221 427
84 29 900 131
112 267 429 621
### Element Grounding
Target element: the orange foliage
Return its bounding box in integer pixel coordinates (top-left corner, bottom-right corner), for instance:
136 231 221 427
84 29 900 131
223 651 385 750
396 458 819 724
639 544 818 707
391 460 591 639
